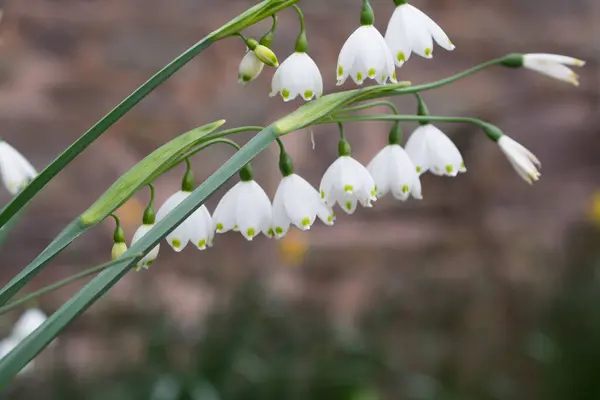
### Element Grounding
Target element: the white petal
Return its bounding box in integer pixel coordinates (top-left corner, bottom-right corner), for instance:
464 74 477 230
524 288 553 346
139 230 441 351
272 179 292 238
238 50 264 85
132 224 160 269
406 6 434 59
235 181 272 240
388 145 421 199
156 191 193 251
409 4 455 51
212 183 242 234
425 125 464 176
12 309 47 340
524 53 585 66
273 52 322 101
0 142 37 195
281 174 318 230
385 5 413 66
187 205 212 250
319 158 343 204
367 146 393 197
405 126 430 175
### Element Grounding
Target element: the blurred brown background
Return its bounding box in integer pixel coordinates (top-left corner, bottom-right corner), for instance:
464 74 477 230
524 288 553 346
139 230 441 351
0 0 598 399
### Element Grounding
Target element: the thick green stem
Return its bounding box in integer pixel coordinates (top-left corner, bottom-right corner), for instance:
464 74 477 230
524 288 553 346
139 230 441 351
0 256 139 316
0 0 299 231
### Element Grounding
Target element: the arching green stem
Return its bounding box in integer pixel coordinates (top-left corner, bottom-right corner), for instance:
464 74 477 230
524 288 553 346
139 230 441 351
334 100 399 116
291 5 308 52
0 256 140 316
321 114 495 131
259 15 278 47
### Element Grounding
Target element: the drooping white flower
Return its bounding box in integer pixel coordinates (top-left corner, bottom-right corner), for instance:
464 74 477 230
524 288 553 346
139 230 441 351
497 135 541 184
523 54 585 86
385 2 455 66
156 191 214 251
272 174 334 238
12 308 47 340
405 124 466 177
213 180 272 240
131 224 160 270
337 25 397 86
367 144 422 201
238 50 264 85
320 156 377 214
0 141 37 195
271 52 323 101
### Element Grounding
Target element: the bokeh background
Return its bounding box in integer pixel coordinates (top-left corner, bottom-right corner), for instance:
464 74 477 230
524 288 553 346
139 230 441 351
0 0 598 398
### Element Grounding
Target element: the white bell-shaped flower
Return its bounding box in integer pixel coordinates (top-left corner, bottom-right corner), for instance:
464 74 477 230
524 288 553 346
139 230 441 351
156 190 214 251
12 308 47 340
131 224 160 270
238 50 264 85
270 52 323 101
523 54 585 86
498 135 541 184
272 174 334 238
405 124 466 177
385 2 455 66
213 181 272 241
319 139 377 214
367 144 422 201
0 141 37 195
337 25 397 86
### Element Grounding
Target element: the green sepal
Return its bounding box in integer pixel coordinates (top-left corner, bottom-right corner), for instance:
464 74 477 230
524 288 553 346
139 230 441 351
388 123 403 145
481 123 504 142
394 0 408 5
142 204 156 225
415 93 430 126
338 139 352 156
500 53 525 68
279 152 294 177
113 224 125 243
259 32 275 47
80 120 225 226
239 163 254 181
181 164 195 192
295 31 308 53
361 0 375 25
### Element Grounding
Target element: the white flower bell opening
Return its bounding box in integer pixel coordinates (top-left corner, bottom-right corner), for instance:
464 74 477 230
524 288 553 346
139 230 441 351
385 0 455 66
367 140 422 201
319 138 377 214
405 124 466 177
0 141 37 196
523 54 585 86
271 52 323 101
213 165 273 240
156 191 214 251
498 135 541 184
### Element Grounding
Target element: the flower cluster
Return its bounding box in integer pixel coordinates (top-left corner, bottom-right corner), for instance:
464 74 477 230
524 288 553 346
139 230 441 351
102 0 585 269
238 0 584 101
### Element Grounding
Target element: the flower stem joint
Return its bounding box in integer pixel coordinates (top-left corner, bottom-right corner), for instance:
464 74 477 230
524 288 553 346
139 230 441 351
246 38 279 67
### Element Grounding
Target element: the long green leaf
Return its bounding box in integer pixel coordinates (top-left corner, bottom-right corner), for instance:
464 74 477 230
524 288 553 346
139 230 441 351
0 126 279 385
0 0 300 230
0 120 224 307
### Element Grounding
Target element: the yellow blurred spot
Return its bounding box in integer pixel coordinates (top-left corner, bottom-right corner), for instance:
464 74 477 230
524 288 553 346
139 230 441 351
117 197 145 227
590 191 600 227
278 230 309 266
